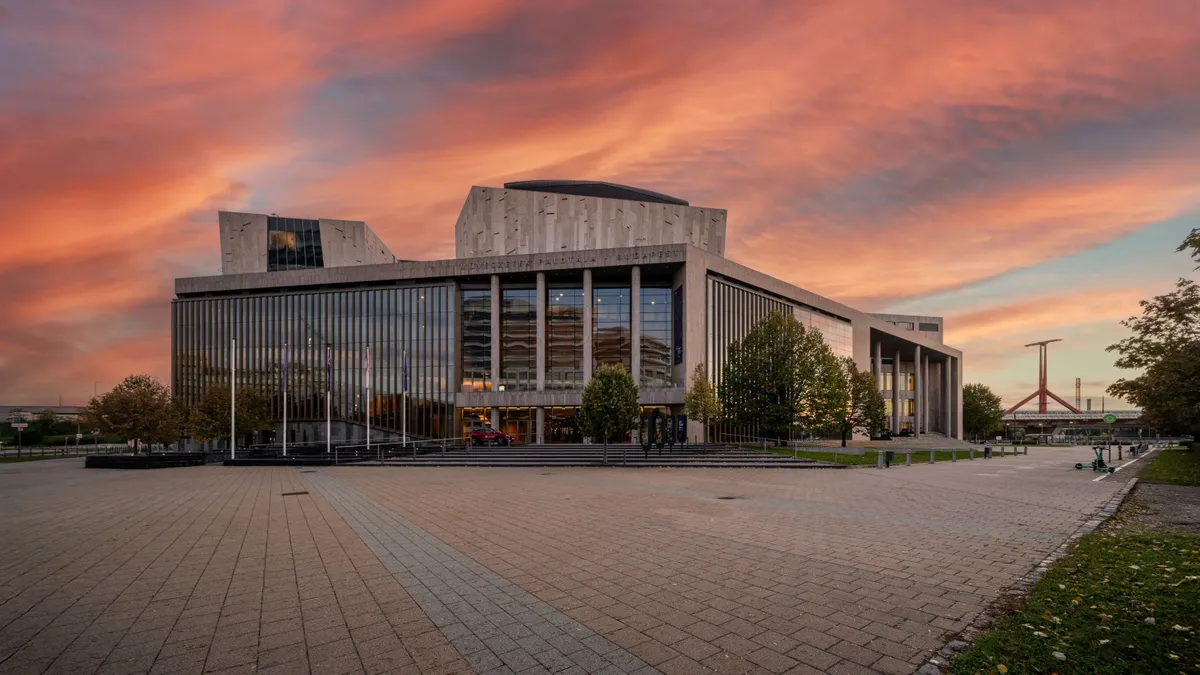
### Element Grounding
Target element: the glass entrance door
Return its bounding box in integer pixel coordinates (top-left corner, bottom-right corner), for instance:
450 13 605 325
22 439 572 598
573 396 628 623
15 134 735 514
499 407 535 445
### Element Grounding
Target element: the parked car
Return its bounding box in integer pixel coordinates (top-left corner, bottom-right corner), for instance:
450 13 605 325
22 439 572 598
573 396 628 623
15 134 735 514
469 427 513 446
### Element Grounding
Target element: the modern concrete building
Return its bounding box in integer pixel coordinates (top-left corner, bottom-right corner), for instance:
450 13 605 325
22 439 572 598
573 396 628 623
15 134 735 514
218 211 396 275
173 181 963 445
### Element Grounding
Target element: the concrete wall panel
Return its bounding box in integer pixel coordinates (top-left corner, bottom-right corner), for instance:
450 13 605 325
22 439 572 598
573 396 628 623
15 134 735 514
455 186 727 259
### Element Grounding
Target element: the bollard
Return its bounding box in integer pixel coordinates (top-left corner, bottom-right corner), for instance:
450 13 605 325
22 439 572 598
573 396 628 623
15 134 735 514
970 448 975 460
1118 446 1123 461
1023 445 1028 455
1000 446 1005 457
952 449 957 462
929 450 935 464
906 452 911 466
877 450 884 469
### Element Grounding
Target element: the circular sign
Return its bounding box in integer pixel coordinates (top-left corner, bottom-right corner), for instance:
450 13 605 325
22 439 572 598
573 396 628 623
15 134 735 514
1103 414 1117 424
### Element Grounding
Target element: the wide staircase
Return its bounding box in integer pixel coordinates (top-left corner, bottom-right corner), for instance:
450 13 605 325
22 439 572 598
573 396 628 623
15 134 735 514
380 443 841 468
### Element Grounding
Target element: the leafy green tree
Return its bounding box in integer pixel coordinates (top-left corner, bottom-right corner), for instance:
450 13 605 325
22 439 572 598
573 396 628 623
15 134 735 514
1108 233 1200 439
963 383 1005 440
804 348 850 437
189 386 273 445
81 375 182 453
1180 227 1199 267
718 311 828 443
579 363 640 464
683 363 721 444
830 357 888 447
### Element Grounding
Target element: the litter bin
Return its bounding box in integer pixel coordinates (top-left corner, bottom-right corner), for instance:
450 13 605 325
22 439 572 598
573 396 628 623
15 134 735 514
983 446 992 458
885 450 895 468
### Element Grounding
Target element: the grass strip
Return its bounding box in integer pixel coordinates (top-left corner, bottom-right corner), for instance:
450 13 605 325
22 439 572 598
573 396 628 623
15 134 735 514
950 532 1199 674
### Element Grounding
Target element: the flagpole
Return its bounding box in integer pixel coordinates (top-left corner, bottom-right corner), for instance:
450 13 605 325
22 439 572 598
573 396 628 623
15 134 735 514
326 345 331 458
231 337 236 460
402 347 407 449
366 345 372 460
283 341 288 457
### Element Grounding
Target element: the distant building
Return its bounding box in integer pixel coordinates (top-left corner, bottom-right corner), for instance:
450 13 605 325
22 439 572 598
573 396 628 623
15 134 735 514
173 181 963 444
0 405 84 422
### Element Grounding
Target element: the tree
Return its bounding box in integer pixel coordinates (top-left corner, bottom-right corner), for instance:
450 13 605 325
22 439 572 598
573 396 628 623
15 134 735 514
189 386 273 445
81 375 182 453
683 364 721 444
1107 232 1200 439
1180 227 1199 268
578 363 640 464
963 383 1004 440
830 357 887 447
718 311 828 443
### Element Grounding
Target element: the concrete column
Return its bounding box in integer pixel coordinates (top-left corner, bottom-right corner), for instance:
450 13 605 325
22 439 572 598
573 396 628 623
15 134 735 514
536 406 545 444
922 354 930 434
874 341 882 389
536 272 546 392
913 344 921 438
955 356 963 440
631 266 641 385
583 269 593 383
892 349 900 433
490 275 500 391
490 406 499 430
944 357 952 438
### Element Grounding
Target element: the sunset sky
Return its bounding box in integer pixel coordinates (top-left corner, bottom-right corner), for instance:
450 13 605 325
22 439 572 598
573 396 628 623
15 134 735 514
2 0 1198 409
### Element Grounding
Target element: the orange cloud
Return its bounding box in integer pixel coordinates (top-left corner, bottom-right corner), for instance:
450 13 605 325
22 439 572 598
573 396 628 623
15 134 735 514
2 0 1199 403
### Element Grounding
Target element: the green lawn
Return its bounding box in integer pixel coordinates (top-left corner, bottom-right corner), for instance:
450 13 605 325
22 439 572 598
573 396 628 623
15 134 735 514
950 532 1199 675
750 445 1017 466
1139 446 1200 486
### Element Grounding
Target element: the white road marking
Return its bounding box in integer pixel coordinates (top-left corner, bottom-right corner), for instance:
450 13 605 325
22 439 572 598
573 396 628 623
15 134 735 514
1093 447 1157 482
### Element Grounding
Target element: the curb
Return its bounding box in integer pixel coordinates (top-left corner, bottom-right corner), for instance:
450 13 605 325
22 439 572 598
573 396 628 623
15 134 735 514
914 477 1140 674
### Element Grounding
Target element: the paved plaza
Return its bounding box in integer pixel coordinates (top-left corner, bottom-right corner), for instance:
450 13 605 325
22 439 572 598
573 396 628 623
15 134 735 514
0 448 1129 675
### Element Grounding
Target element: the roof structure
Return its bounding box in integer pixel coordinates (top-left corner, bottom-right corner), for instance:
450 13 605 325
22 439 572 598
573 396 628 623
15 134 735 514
503 180 690 206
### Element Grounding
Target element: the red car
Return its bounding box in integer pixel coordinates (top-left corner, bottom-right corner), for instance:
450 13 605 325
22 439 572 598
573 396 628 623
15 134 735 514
469 427 513 446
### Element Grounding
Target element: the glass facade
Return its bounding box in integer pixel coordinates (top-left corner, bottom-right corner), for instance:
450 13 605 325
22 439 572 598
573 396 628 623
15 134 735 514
706 276 854 391
640 287 673 387
795 307 854 359
461 289 491 392
172 284 454 439
546 287 585 389
501 289 536 391
267 217 324 271
593 287 631 373
498 407 536 444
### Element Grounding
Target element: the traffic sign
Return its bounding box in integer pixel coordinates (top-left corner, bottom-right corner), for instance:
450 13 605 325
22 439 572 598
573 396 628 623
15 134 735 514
1103 413 1117 424
11 423 27 429
76 433 83 440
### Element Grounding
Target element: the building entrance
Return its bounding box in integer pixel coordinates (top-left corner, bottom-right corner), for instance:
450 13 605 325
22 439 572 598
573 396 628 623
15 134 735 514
460 407 491 440
498 407 536 445
543 407 582 443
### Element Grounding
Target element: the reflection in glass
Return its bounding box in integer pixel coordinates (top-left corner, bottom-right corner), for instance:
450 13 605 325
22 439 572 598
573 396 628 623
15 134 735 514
593 287 630 373
546 287 584 389
267 217 325 271
640 287 672 387
461 289 491 392
501 289 536 391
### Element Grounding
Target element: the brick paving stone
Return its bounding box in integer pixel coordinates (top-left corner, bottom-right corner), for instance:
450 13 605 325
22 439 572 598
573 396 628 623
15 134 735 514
1 448 1129 673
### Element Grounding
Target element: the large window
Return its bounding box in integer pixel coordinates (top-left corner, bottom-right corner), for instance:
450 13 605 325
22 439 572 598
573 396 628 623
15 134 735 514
501 289 536 391
640 287 672 387
267 217 324 271
593 287 631 373
172 284 454 439
546 287 585 389
461 289 491 392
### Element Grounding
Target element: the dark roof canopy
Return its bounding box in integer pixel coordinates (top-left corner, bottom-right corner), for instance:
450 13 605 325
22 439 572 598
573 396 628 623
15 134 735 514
503 180 689 206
